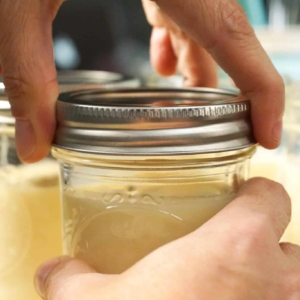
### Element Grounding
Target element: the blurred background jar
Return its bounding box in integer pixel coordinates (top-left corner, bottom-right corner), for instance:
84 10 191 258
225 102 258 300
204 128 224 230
0 84 61 300
52 88 256 274
0 71 140 300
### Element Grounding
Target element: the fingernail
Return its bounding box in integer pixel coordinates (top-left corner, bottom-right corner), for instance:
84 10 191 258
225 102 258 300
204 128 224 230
15 119 35 161
272 119 283 143
35 256 70 297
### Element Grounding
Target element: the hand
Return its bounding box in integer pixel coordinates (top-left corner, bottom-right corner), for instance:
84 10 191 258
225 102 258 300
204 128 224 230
143 0 284 149
142 0 217 88
35 178 300 300
0 0 65 163
0 0 284 164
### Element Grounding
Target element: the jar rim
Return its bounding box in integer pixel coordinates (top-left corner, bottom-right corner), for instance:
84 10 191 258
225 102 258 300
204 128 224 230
52 145 257 170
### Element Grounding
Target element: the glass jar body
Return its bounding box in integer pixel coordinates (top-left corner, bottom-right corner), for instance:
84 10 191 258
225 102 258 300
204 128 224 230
53 147 256 274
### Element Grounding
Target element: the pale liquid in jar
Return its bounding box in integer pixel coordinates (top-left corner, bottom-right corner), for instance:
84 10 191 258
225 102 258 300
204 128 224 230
63 182 234 274
0 161 62 300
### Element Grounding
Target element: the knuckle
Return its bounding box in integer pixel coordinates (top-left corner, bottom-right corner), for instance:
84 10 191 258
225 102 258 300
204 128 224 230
247 177 289 200
2 71 58 119
3 75 31 118
271 74 285 93
218 1 254 39
243 178 291 237
257 72 285 97
205 1 254 51
263 75 285 112
280 242 300 262
231 216 274 262
248 178 291 217
221 215 271 264
242 214 272 241
280 242 297 253
3 75 29 100
244 71 285 110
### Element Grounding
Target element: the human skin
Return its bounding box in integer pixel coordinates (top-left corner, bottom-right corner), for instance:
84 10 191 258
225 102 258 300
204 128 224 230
0 0 284 163
0 2 292 299
34 178 300 300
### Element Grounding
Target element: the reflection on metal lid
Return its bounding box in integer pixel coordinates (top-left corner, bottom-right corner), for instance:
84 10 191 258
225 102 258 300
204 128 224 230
54 88 256 155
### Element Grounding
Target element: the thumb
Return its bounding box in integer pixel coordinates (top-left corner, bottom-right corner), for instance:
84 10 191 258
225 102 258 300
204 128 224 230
0 0 64 163
280 243 300 264
35 256 111 300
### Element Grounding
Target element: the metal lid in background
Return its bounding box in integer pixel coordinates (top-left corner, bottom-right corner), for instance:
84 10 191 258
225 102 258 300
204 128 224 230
57 71 140 93
0 71 141 124
54 88 256 155
0 81 13 125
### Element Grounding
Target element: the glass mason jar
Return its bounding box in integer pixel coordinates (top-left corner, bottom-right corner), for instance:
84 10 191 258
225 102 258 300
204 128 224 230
0 71 139 300
52 88 257 275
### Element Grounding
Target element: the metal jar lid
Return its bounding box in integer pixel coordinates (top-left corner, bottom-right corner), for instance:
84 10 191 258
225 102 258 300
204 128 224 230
53 88 256 155
57 71 140 93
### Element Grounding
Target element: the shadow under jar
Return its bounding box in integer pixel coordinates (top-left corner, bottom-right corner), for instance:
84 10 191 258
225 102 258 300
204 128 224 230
52 88 257 274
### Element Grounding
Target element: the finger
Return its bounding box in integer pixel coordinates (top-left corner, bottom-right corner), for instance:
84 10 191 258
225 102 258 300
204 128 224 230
142 0 167 27
0 1 64 163
144 0 217 88
168 31 217 87
151 0 284 149
35 256 114 300
280 243 300 264
150 27 177 76
203 178 291 242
